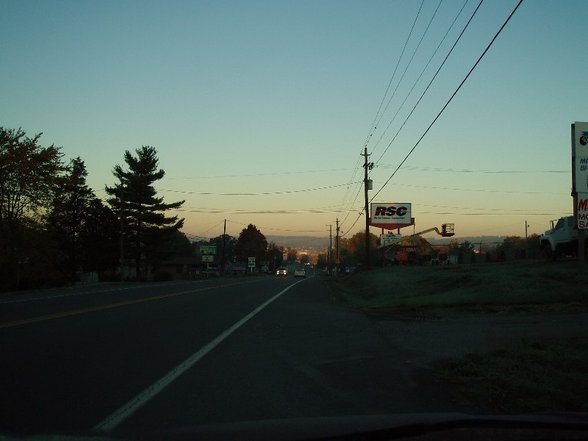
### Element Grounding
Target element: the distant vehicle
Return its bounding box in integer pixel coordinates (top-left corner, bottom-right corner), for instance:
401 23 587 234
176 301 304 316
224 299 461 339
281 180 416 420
276 267 287 276
294 267 306 278
540 216 583 260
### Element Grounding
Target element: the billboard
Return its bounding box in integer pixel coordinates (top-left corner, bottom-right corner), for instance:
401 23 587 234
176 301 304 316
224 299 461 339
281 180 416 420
572 121 588 194
577 194 588 229
370 203 412 225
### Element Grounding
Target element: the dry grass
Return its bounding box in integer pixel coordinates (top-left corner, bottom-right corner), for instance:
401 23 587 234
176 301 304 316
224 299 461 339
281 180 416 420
329 260 588 311
437 338 588 413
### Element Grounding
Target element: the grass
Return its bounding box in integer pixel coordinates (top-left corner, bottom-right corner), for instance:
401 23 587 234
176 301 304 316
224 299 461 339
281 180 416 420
329 260 588 311
329 261 588 413
437 338 588 413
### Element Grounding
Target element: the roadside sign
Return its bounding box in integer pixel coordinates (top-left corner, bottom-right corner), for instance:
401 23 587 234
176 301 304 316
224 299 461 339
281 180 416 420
370 203 412 226
572 121 588 194
380 234 401 247
248 257 256 268
577 194 588 229
200 245 216 255
202 255 214 263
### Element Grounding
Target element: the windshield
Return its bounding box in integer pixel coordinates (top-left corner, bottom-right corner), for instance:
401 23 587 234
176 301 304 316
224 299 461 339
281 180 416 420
1 1 588 439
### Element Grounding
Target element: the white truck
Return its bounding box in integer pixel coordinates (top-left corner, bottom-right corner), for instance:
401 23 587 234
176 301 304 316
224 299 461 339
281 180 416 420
539 216 581 260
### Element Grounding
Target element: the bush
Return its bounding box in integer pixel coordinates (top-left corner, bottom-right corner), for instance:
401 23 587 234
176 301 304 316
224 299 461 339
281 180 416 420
153 270 174 282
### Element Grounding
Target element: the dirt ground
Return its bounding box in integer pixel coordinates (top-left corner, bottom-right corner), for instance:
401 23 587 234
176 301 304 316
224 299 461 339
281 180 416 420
370 308 588 367
329 260 588 412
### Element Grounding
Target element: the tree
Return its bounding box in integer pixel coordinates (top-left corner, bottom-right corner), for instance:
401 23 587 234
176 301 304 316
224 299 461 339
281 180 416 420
316 253 327 270
210 234 237 271
267 242 284 270
339 231 378 266
0 127 64 289
79 198 119 278
234 224 267 266
458 240 475 263
166 231 193 258
47 157 96 281
105 146 184 280
286 247 298 263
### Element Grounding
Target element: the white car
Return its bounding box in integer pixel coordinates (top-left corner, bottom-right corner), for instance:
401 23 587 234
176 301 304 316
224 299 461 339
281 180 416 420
294 267 306 278
276 267 287 276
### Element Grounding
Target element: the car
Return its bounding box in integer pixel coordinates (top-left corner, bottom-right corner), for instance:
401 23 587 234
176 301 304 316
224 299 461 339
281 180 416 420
294 267 306 278
276 267 287 276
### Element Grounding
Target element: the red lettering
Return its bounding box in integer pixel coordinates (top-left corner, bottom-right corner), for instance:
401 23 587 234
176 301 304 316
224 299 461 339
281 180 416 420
579 199 588 211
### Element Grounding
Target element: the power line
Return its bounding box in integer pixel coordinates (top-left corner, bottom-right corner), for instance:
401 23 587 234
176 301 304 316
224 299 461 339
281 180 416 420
371 0 444 158
381 164 568 174
419 211 566 216
391 182 561 195
338 0 426 220
370 0 470 156
417 202 568 213
226 219 324 234
340 0 478 231
371 0 525 202
372 0 485 167
157 181 360 197
363 0 425 151
174 206 356 215
164 167 354 180
341 212 363 237
339 179 364 227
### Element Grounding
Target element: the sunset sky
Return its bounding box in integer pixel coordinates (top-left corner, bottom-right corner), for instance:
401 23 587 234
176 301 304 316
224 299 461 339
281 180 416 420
1 0 586 241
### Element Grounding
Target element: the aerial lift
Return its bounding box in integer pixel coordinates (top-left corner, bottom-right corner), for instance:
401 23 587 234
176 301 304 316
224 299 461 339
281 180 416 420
380 223 455 264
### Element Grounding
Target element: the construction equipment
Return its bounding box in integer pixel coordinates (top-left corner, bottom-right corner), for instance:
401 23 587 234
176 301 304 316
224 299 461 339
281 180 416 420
380 223 455 264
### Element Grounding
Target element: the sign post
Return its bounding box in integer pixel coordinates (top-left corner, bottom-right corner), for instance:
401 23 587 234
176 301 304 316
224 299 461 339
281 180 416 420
572 122 588 270
200 245 217 271
248 257 256 274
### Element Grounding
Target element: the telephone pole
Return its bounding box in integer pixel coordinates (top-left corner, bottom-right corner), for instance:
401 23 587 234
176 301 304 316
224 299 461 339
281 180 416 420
335 218 340 275
524 220 529 240
362 147 373 269
327 224 333 275
221 219 227 275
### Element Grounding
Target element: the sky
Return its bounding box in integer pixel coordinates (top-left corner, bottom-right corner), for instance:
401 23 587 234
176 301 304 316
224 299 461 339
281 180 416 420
1 0 586 242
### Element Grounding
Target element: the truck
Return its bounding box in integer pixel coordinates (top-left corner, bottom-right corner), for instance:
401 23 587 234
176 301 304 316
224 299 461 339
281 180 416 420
539 216 583 260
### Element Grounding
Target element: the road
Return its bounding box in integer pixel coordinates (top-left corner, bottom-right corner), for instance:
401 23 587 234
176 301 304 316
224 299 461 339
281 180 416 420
0 274 457 438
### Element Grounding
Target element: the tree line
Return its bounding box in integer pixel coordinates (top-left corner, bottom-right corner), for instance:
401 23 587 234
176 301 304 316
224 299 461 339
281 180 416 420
0 127 184 290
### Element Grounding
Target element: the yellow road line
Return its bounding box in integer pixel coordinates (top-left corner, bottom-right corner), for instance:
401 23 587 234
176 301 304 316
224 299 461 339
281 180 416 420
0 280 254 330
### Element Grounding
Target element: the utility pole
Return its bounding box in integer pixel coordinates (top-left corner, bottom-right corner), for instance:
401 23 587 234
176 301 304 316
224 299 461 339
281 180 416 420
221 219 227 275
336 218 340 275
525 220 529 240
119 187 125 279
327 224 332 275
362 147 373 269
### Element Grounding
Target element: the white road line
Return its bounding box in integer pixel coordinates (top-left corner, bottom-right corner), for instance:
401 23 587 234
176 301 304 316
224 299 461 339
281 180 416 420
92 279 304 433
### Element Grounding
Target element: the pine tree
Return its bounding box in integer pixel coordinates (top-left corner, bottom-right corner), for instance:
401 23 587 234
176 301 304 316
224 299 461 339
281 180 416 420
48 157 96 282
105 146 184 280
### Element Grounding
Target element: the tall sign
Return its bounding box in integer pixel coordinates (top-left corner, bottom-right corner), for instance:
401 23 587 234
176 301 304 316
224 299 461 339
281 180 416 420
370 203 412 228
200 245 216 265
572 122 588 229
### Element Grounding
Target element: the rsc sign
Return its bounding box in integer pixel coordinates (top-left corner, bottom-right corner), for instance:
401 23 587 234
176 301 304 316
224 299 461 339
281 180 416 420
370 203 412 225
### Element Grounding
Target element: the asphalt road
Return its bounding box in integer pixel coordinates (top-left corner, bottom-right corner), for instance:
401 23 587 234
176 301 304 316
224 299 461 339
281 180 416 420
0 274 457 438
